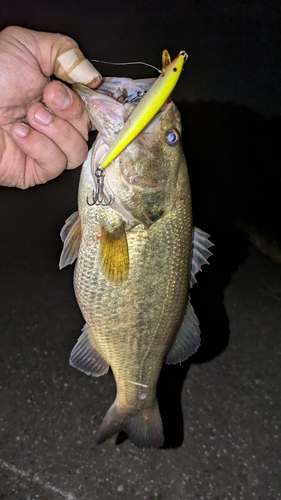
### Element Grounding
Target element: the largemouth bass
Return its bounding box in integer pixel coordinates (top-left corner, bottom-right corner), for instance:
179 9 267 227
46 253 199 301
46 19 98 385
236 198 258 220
60 77 213 448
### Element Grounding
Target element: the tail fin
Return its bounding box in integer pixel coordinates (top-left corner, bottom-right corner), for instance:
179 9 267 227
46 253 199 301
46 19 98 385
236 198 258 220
95 399 164 449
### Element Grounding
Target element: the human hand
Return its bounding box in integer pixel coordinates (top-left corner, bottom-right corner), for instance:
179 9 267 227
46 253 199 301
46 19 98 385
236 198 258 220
0 26 102 188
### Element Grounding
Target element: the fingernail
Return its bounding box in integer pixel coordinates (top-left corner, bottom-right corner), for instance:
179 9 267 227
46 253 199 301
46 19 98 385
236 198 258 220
34 106 53 125
13 123 30 138
52 83 72 109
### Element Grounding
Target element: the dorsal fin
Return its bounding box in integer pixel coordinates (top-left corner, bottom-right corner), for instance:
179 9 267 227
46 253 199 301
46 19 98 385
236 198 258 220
190 227 214 287
166 227 213 365
59 211 81 269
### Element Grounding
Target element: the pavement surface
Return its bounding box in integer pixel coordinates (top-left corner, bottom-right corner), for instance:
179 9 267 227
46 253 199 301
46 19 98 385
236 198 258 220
0 168 280 500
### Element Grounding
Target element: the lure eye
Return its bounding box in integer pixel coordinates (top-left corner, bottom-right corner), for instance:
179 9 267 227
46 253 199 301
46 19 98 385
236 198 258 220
165 129 180 146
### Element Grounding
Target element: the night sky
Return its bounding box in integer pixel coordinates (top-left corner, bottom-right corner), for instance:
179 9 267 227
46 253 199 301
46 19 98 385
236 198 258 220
1 0 280 117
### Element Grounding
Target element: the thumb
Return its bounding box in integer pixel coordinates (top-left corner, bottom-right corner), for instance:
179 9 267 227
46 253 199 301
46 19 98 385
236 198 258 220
19 27 102 88
52 35 102 88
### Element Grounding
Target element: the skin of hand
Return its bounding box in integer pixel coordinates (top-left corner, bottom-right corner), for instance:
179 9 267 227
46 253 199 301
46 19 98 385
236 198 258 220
0 26 102 189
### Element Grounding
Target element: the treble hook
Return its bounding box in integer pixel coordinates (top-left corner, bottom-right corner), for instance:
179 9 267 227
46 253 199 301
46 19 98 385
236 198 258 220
86 167 112 206
124 90 147 104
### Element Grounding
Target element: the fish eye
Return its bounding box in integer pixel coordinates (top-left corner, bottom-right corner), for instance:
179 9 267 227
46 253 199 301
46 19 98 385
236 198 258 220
165 129 180 146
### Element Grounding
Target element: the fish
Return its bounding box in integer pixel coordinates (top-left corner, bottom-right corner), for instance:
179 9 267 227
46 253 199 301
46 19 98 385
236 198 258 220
59 76 213 448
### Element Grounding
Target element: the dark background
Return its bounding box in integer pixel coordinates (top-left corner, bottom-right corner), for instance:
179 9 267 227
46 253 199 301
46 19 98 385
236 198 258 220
1 0 280 117
1 2 281 499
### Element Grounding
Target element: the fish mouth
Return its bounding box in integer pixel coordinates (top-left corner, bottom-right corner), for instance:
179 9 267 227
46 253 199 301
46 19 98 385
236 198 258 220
96 77 156 101
79 77 177 223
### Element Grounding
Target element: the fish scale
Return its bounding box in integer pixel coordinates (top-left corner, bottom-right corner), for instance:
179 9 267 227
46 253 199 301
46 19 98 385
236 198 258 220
75 195 191 412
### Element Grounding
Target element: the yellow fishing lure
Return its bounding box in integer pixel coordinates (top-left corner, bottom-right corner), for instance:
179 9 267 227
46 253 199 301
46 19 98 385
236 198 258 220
100 50 188 169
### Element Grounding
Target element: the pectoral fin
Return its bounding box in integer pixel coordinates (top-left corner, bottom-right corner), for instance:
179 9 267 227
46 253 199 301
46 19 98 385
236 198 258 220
100 225 129 285
70 323 109 377
59 211 82 269
166 299 200 364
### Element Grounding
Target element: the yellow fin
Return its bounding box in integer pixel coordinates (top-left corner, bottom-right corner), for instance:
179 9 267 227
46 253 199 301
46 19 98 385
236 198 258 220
100 225 129 285
162 49 171 73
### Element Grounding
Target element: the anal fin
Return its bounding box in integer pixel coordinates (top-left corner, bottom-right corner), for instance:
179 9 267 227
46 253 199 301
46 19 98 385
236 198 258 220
166 299 201 364
70 323 109 377
100 224 129 285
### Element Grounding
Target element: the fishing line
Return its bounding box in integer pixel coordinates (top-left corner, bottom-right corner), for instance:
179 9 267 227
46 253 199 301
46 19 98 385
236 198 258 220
90 59 161 73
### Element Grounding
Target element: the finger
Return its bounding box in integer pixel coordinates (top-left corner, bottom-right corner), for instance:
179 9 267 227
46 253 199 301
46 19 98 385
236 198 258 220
42 80 93 139
10 122 68 186
26 102 88 169
0 128 24 188
26 101 88 169
26 27 102 87
2 26 101 88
